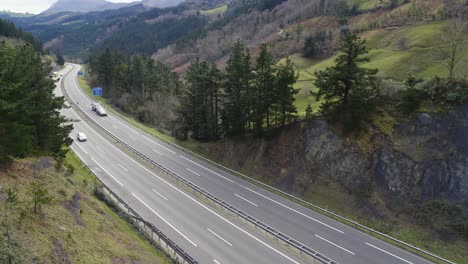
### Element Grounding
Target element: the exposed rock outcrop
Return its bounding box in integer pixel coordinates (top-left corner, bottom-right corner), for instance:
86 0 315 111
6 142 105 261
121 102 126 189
193 104 468 209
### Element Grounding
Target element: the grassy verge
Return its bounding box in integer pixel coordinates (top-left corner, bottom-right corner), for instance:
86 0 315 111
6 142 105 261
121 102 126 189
0 153 173 263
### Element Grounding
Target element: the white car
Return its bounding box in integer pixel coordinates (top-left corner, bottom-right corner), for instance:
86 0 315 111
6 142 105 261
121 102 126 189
91 102 101 111
96 106 107 116
77 132 87 142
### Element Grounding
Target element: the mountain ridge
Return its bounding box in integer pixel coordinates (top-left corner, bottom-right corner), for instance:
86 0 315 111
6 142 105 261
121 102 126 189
41 0 188 15
41 0 137 15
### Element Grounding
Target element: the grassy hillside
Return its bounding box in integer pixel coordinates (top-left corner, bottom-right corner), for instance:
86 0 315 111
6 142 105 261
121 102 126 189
292 20 468 115
200 5 228 15
0 153 172 264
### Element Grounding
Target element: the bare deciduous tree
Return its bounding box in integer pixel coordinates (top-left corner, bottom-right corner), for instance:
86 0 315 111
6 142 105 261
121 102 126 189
439 19 468 82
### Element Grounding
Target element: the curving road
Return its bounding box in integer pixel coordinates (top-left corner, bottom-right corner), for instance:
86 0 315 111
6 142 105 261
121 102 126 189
59 63 437 264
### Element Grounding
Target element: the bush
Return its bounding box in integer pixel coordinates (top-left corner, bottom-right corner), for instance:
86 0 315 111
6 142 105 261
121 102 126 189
400 87 422 114
424 77 468 106
413 200 467 238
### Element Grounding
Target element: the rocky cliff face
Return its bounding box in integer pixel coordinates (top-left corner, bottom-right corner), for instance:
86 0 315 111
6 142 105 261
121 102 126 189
195 104 468 209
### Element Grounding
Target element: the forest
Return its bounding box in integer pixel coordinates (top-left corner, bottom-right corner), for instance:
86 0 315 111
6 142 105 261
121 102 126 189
0 19 42 52
90 41 299 140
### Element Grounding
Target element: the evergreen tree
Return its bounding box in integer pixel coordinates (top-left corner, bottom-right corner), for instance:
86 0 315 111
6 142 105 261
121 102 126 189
0 19 42 52
181 59 222 140
304 35 317 58
305 104 313 119
223 40 252 136
0 42 72 168
275 57 299 126
252 44 275 135
95 49 116 98
56 53 65 66
90 50 181 131
314 30 378 130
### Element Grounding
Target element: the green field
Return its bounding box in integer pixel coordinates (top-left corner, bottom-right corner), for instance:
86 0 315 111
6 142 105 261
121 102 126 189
200 5 228 15
292 21 468 116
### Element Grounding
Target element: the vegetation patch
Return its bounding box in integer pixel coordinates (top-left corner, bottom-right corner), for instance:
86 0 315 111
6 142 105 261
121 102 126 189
200 5 228 15
0 153 172 263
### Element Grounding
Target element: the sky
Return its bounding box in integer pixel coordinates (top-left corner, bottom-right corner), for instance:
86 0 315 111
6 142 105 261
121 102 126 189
0 0 140 14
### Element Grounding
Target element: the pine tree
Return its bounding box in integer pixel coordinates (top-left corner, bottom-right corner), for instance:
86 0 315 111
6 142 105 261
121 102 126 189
305 104 313 119
57 53 65 66
275 57 299 126
223 40 252 136
304 35 317 58
181 59 222 140
314 30 378 130
0 42 73 167
252 44 275 135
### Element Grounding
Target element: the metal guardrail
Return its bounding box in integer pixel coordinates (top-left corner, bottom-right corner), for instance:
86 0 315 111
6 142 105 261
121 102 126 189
60 67 198 264
62 65 338 264
65 64 456 264
62 65 339 264
91 167 198 264
74 79 457 263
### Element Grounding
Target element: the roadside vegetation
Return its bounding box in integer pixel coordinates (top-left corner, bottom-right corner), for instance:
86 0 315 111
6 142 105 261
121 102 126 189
0 21 173 263
0 154 173 263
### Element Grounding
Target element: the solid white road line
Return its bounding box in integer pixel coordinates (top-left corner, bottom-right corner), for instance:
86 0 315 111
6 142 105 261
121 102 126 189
90 157 124 187
207 228 232 247
152 189 168 201
152 141 176 154
186 168 201 176
132 193 197 247
129 159 300 264
130 136 137 141
66 84 298 263
141 135 152 141
315 234 355 255
241 185 344 234
234 194 258 207
179 155 234 183
118 164 128 172
74 142 88 155
152 149 163 155
96 146 105 153
366 243 413 264
141 134 177 154
118 121 141 135
71 146 87 163
213 259 221 264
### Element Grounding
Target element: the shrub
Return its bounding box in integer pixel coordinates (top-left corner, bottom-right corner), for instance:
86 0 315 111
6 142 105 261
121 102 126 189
413 200 467 238
400 87 422 114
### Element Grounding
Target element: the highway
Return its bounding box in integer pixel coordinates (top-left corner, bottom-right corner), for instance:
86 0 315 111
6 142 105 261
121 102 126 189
60 63 436 264
56 65 309 264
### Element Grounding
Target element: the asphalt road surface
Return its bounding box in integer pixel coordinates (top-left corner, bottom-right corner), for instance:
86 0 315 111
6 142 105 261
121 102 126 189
58 64 437 264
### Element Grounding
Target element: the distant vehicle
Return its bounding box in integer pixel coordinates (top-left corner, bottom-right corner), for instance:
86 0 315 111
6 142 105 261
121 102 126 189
91 102 102 111
63 101 71 108
77 132 87 142
96 106 107 116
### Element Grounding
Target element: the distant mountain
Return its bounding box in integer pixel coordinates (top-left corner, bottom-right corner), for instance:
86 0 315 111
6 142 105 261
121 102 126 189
41 0 138 15
41 0 190 15
0 10 34 18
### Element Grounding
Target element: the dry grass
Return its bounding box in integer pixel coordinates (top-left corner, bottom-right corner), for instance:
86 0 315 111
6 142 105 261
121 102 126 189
0 154 172 264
